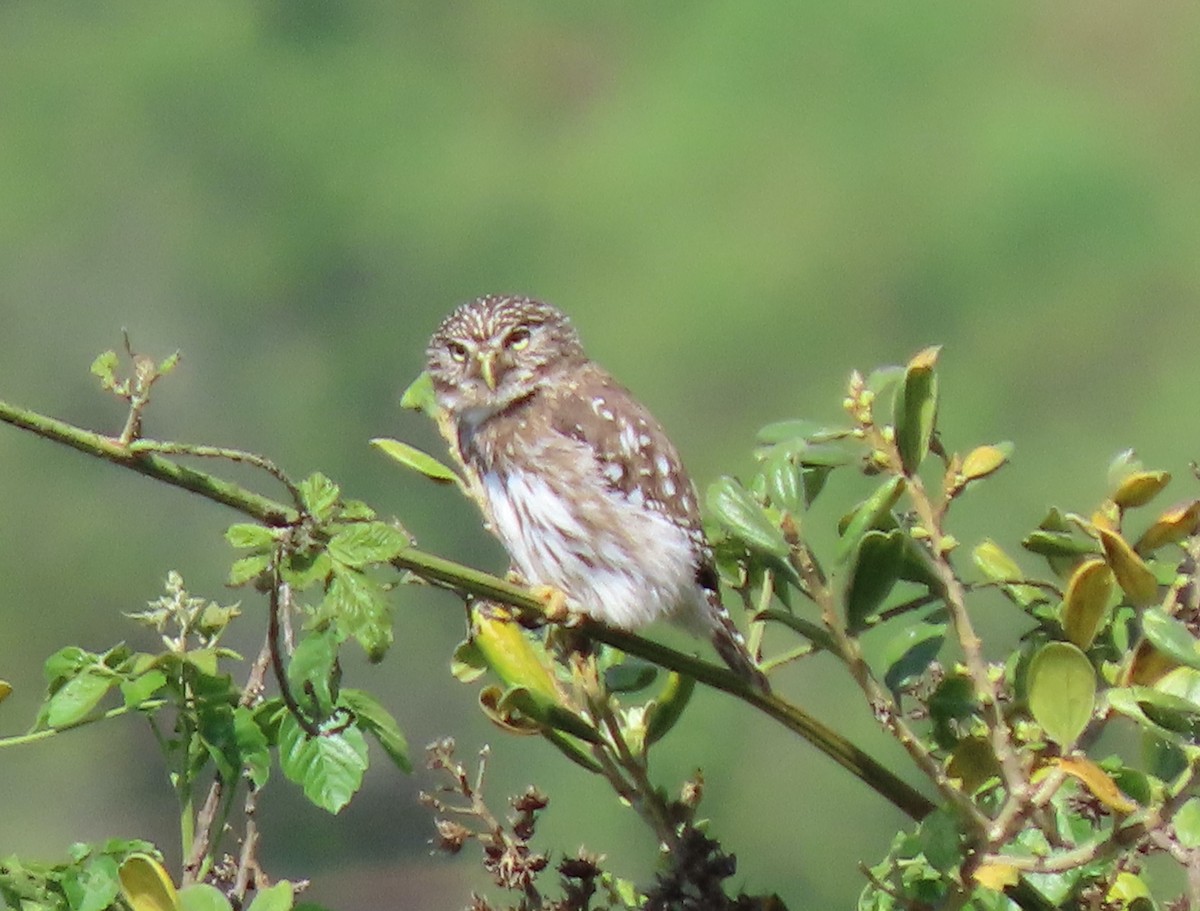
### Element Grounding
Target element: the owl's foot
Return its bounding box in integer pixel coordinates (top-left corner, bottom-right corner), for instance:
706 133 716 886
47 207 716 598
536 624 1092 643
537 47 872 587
530 584 572 624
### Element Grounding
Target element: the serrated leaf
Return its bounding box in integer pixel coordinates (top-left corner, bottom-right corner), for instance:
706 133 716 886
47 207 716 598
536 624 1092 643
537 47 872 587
1135 500 1200 554
288 629 339 716
836 475 906 563
371 438 461 486
1141 610 1200 671
322 569 392 661
845 530 905 632
234 705 272 788
224 524 277 550
959 442 1013 483
277 713 368 814
46 671 115 728
1027 642 1095 747
64 855 121 911
399 370 439 417
90 350 120 387
706 476 789 558
1112 470 1171 510
119 854 179 911
327 521 411 568
1054 756 1137 814
299 473 340 522
228 554 270 587
1097 527 1159 607
121 669 168 708
893 346 940 475
339 688 411 773
179 884 231 911
1062 558 1114 650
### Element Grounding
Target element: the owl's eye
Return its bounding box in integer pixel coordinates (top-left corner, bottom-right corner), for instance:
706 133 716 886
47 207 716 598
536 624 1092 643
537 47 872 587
503 327 532 351
446 341 469 363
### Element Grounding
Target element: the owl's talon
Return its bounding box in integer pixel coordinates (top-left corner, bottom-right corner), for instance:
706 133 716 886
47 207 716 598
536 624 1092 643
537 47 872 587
531 584 571 623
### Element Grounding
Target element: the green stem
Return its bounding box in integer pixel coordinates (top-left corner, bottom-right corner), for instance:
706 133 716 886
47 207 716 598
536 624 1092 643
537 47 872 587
0 395 935 821
0 699 167 748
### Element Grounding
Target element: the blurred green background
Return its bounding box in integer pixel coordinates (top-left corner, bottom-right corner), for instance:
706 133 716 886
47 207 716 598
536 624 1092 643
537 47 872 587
2 3 1199 908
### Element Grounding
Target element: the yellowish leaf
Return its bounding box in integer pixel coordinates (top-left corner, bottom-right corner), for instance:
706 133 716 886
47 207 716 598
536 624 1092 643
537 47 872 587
1054 756 1137 814
973 862 1019 892
1135 500 1200 554
119 854 179 911
1062 558 1114 650
1112 470 1171 510
1097 527 1159 607
960 443 1011 482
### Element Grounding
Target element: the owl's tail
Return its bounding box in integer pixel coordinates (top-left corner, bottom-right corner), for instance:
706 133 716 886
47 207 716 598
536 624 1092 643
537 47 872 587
710 610 771 694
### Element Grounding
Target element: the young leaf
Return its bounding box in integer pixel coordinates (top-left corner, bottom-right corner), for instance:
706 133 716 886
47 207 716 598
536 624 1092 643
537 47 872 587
1112 470 1170 510
299 473 340 522
837 476 906 563
399 370 439 417
959 442 1013 483
1141 610 1200 671
1027 642 1095 747
370 438 461 486
63 855 121 911
327 521 411 568
234 705 272 789
893 346 940 476
224 523 277 550
1135 500 1200 554
277 713 369 814
179 884 232 911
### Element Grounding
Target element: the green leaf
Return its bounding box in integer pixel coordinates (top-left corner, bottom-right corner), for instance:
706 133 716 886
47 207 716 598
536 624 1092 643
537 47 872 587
327 521 411 568
1027 642 1095 747
836 475 905 563
228 554 271 587
603 659 659 693
706 476 789 558
179 884 232 911
322 568 392 661
451 638 489 684
1061 558 1114 650
288 629 339 715
1141 610 1200 671
1174 798 1200 849
755 419 838 444
224 524 277 550
762 448 802 513
245 882 294 911
234 705 272 788
645 672 696 746
277 713 369 814
399 370 439 417
845 530 905 632
46 671 115 728
339 688 412 773
882 614 946 693
63 855 121 911
44 645 92 685
1131 686 1200 738
299 473 340 522
893 346 940 476
120 669 168 708
90 350 120 389
370 437 461 486
973 539 1044 608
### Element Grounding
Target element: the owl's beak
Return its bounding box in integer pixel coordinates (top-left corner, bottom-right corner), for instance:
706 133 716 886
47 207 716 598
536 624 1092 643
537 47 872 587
477 351 499 391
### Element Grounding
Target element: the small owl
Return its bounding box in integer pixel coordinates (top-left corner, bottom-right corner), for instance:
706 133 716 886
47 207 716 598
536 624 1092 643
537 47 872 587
426 294 766 691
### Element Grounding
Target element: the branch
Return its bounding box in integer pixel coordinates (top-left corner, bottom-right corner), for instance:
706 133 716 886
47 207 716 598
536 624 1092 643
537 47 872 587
0 395 934 822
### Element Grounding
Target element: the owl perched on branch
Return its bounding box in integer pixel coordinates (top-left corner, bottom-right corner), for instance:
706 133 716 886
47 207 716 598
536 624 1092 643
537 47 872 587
426 294 767 691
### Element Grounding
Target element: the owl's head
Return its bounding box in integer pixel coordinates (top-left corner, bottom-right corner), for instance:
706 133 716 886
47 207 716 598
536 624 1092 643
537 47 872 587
426 295 586 418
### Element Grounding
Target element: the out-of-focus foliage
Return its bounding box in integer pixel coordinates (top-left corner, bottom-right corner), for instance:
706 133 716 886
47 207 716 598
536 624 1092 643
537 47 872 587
3 3 1200 910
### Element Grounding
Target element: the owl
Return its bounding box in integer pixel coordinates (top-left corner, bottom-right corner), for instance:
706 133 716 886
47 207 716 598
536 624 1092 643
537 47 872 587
426 294 767 691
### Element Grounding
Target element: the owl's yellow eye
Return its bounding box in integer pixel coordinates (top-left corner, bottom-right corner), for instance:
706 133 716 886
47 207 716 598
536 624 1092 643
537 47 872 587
447 341 469 363
503 327 531 351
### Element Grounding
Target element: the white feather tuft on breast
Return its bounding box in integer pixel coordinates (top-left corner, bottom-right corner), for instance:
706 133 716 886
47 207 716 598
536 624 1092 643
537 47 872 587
482 469 700 630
